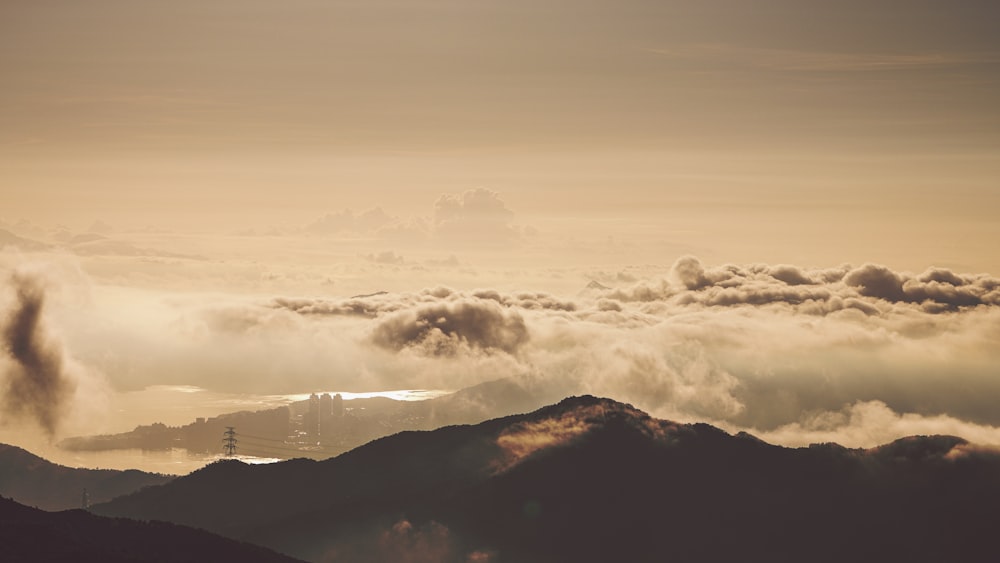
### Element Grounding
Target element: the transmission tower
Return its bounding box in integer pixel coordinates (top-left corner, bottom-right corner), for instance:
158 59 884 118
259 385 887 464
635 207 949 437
223 426 238 456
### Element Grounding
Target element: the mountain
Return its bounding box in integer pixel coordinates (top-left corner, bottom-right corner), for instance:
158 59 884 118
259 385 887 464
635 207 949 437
93 396 1000 562
413 377 552 427
0 496 303 562
0 443 174 511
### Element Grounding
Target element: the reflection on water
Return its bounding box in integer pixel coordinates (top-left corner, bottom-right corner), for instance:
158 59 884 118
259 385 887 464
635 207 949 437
2 386 448 475
63 448 223 475
108 386 450 432
275 389 450 403
15 446 282 476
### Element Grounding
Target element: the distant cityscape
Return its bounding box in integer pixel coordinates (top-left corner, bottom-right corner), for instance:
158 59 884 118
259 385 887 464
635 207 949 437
58 380 540 460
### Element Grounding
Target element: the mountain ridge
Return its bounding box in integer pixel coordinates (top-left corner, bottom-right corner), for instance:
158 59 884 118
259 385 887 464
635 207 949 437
93 396 1000 562
0 495 303 562
0 443 174 511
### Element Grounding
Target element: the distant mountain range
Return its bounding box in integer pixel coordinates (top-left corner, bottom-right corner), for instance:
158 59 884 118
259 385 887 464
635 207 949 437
0 443 174 511
91 396 1000 563
0 496 303 562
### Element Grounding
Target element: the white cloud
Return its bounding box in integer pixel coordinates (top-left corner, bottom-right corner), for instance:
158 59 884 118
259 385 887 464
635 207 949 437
5 251 1000 449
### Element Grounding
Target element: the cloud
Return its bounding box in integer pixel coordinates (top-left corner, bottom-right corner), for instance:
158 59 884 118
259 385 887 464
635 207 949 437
767 264 815 286
0 271 76 437
604 256 1000 315
366 250 405 265
756 400 1000 449
670 255 712 290
293 189 531 255
371 299 529 357
88 220 114 235
433 188 518 245
271 286 577 321
843 263 905 301
12 249 1000 452
259 258 1000 441
496 409 597 467
66 234 201 260
844 262 1000 311
304 207 399 236
272 296 390 318
495 397 685 470
0 229 50 252
472 289 576 312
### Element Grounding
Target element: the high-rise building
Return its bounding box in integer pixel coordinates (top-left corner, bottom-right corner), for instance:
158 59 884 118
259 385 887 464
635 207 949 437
319 393 333 436
332 393 344 417
306 393 321 438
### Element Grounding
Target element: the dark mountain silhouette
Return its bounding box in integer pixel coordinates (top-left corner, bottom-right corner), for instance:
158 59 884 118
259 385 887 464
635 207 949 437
0 496 303 562
94 396 1000 562
0 443 174 511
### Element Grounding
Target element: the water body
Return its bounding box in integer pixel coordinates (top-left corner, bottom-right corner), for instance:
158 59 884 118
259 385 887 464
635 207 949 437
2 386 449 475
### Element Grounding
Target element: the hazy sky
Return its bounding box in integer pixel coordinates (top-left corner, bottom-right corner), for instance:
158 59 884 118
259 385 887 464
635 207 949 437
2 1 1000 459
3 0 999 269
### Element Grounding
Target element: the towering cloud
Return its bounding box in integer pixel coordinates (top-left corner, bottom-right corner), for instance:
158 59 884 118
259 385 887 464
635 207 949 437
0 272 75 438
295 188 529 250
433 188 518 244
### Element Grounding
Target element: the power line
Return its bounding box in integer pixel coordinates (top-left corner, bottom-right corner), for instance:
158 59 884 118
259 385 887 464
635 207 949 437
223 426 238 456
238 436 314 448
216 429 349 458
240 434 288 444
240 434 345 449
237 442 316 454
238 448 308 458
239 444 333 456
237 437 330 452
236 440 343 458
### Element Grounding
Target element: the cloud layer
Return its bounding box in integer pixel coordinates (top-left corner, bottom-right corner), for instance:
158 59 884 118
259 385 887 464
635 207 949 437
7 252 1000 450
261 256 1000 447
295 188 525 249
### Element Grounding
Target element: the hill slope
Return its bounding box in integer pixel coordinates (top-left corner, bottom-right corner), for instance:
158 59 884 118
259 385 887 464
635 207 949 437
0 496 303 563
0 443 174 511
95 396 1000 563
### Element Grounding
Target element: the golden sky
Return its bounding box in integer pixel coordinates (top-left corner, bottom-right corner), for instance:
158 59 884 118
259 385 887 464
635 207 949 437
2 0 999 271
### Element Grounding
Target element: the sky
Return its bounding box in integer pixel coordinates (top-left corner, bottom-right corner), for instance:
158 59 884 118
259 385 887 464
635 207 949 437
1 1 1000 461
